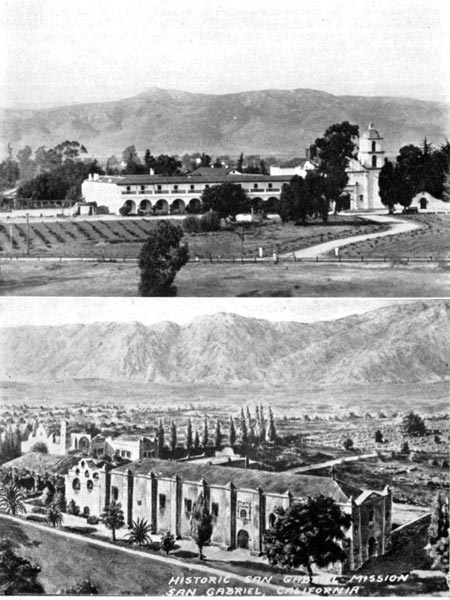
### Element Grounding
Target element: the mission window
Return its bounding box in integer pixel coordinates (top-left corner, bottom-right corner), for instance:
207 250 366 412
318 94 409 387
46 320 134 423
372 155 377 168
268 183 272 189
157 185 162 191
211 502 219 518
159 494 166 512
111 486 119 501
240 509 248 519
190 184 195 190
140 185 145 191
371 141 376 152
173 185 178 191
184 499 192 514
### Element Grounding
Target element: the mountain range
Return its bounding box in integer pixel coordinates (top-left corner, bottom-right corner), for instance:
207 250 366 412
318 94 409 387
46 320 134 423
1 301 449 387
1 87 449 159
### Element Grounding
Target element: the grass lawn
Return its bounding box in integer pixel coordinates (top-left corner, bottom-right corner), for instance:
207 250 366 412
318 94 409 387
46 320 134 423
0 216 385 259
0 516 251 595
2 259 450 296
340 214 450 260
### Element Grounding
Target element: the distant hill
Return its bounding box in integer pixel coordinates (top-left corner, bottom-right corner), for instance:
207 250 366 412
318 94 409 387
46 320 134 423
1 87 448 159
1 301 449 386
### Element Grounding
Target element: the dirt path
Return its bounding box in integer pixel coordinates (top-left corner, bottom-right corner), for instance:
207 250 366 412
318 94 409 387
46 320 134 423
281 214 422 259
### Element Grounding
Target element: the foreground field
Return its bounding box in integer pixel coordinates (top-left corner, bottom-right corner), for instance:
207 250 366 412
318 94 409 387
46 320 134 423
2 258 450 296
0 216 384 259
341 214 450 260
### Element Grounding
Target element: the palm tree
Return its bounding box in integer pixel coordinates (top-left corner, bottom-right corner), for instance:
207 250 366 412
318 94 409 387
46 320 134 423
45 502 63 527
0 481 26 516
126 517 153 546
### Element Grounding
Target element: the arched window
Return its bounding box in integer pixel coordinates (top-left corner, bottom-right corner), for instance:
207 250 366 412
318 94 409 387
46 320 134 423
75 469 80 476
87 480 94 491
240 509 248 519
85 470 90 478
72 478 80 491
372 155 377 168
269 513 276 528
371 141 376 152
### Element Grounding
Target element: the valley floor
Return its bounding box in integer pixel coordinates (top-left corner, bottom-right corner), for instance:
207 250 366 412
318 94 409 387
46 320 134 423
1 258 450 296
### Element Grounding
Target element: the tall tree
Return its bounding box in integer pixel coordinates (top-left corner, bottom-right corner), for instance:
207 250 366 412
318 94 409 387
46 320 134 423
267 407 277 443
138 221 189 296
263 496 351 583
229 417 236 447
186 419 193 453
214 419 222 450
100 501 125 542
279 183 295 223
311 121 359 221
157 419 165 457
202 418 209 449
378 159 400 214
190 493 213 560
240 409 248 450
236 153 244 171
401 411 427 437
170 421 177 455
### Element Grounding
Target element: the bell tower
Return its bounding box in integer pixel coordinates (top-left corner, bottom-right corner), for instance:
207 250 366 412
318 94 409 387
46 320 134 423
359 123 384 170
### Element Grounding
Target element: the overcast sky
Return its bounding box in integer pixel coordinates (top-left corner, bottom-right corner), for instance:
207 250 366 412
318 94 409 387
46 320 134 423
1 0 449 108
0 298 418 328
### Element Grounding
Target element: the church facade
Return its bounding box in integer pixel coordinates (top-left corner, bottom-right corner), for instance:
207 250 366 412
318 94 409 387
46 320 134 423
65 457 392 572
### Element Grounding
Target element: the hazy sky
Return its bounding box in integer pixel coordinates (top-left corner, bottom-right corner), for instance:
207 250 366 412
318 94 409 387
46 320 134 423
0 298 417 328
1 0 449 108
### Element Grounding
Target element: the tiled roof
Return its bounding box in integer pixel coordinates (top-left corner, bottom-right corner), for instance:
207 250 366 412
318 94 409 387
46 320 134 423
3 452 78 475
277 157 309 169
112 458 351 503
117 174 291 186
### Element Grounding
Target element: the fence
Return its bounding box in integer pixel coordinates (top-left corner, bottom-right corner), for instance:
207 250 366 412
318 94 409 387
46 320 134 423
0 254 448 265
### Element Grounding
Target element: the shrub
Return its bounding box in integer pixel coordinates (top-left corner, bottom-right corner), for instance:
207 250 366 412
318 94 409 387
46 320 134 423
200 211 221 232
31 442 48 454
183 215 201 233
67 499 80 516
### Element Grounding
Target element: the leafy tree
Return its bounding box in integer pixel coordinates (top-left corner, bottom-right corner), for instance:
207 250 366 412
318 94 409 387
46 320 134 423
213 157 222 169
67 499 80 516
126 517 152 546
427 491 449 572
45 502 63 527
63 579 99 594
0 538 44 594
264 496 351 582
31 442 48 454
0 481 26 516
442 169 450 202
290 175 308 224
190 493 213 559
201 183 249 219
16 145 34 180
200 211 221 232
160 531 176 555
400 441 410 454
100 501 125 542
402 411 427 437
200 153 211 168
311 122 359 220
343 438 354 451
374 430 384 444
183 215 201 233
279 183 294 223
138 221 189 297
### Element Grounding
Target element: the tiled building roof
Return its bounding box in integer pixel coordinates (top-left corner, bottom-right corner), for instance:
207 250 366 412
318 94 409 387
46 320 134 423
112 458 355 503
